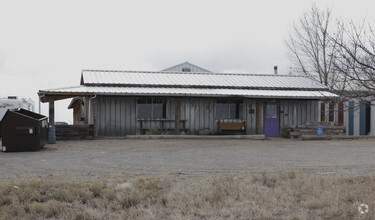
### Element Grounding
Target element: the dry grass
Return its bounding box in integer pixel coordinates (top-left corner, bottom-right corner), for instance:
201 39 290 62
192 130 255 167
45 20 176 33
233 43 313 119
0 171 374 219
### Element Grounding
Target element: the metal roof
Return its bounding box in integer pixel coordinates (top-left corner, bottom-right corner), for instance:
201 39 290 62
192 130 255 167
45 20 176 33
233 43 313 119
40 85 338 99
81 70 328 90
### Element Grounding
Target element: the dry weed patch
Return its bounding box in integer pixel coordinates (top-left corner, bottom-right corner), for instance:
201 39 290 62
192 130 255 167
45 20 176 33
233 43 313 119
0 172 374 219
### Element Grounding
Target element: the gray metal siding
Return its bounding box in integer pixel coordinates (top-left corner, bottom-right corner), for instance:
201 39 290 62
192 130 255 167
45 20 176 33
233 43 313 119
96 96 137 136
95 96 320 136
279 100 319 132
183 98 217 134
244 100 257 134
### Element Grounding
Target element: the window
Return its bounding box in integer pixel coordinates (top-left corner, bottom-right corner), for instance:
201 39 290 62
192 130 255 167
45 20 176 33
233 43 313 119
216 100 243 119
138 98 166 118
266 104 277 119
182 67 191 72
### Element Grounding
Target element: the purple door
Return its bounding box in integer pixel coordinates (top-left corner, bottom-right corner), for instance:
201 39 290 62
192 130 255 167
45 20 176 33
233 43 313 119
264 103 279 137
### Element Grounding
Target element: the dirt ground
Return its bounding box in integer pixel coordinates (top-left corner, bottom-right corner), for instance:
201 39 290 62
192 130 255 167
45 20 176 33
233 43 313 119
1 138 375 181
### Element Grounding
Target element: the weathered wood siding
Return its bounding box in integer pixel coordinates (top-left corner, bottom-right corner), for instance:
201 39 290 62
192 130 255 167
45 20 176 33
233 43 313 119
181 98 215 134
95 96 319 136
244 99 258 135
279 100 320 133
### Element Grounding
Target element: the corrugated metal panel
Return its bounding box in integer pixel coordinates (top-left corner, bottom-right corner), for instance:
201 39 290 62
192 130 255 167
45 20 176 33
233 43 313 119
41 86 338 99
81 70 328 90
278 100 319 130
96 97 137 136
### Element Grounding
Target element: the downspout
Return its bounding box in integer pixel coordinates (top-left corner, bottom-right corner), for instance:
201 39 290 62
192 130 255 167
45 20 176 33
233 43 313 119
88 94 97 124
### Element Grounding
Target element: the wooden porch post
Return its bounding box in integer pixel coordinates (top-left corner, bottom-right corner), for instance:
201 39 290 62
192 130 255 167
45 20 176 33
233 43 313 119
293 103 297 125
256 101 260 134
175 99 181 135
93 98 97 137
338 101 344 126
49 101 55 125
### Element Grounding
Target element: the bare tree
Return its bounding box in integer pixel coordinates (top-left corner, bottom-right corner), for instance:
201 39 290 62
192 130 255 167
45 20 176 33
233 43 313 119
285 4 345 92
286 4 375 126
333 21 375 100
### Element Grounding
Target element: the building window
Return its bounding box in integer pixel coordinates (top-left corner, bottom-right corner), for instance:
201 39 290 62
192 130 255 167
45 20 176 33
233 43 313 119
138 98 166 119
216 99 243 119
182 67 191 72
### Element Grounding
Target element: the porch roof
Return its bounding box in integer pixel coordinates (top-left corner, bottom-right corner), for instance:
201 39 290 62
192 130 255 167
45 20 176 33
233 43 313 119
39 85 338 101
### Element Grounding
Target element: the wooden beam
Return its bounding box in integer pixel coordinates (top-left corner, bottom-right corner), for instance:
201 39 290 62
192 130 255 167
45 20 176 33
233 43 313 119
39 93 95 103
256 101 260 134
175 99 181 135
83 97 88 124
293 103 297 124
40 95 76 103
338 101 344 126
49 101 55 125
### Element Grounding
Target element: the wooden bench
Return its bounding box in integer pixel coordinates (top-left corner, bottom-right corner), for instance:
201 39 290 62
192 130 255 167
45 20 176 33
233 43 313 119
138 119 189 134
218 121 247 134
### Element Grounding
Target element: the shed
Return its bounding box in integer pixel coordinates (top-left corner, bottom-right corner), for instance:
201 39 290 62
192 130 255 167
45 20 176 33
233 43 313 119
68 97 87 125
1 108 48 152
38 63 338 137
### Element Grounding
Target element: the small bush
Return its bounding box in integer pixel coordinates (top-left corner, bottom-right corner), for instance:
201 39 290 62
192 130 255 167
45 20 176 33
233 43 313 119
261 172 277 187
147 127 163 135
28 200 67 218
288 170 296 179
89 181 105 197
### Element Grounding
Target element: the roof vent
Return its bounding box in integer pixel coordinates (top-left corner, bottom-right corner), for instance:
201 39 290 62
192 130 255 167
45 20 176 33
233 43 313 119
8 96 17 99
274 66 278 75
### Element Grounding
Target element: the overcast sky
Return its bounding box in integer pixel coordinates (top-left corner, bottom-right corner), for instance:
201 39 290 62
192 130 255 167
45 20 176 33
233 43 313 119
1 0 374 123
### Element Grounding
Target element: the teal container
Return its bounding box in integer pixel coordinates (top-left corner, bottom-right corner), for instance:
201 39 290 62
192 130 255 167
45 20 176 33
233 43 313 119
48 125 56 144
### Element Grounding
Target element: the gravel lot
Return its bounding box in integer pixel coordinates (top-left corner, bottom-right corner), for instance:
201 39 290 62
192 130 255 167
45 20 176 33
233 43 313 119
1 138 375 181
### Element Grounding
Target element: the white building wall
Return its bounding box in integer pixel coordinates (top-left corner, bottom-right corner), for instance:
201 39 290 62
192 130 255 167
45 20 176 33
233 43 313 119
340 100 375 136
370 101 375 136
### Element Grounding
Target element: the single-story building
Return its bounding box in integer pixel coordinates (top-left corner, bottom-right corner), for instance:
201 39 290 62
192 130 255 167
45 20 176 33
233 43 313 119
318 84 375 136
38 62 338 137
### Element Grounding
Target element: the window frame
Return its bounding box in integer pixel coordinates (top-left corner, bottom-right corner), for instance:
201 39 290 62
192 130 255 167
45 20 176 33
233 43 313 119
137 97 167 119
215 99 243 120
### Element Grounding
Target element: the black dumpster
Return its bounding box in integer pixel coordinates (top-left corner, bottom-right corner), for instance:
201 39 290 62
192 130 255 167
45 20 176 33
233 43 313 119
0 108 48 152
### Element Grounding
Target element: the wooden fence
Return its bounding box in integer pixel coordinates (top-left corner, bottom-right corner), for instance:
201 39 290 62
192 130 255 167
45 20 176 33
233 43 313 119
55 124 94 140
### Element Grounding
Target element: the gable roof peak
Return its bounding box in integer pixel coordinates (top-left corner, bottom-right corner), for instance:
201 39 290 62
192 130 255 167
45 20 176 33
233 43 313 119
162 61 212 73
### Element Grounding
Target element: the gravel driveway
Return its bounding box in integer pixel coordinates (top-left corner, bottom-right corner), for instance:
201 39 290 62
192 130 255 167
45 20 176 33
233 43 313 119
1 138 375 180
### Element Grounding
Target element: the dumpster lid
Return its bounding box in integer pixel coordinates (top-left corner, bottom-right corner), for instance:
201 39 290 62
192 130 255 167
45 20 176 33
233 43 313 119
1 108 48 123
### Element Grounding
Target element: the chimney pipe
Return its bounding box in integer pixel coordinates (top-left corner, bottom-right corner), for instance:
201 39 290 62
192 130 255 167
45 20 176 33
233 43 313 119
274 66 278 75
